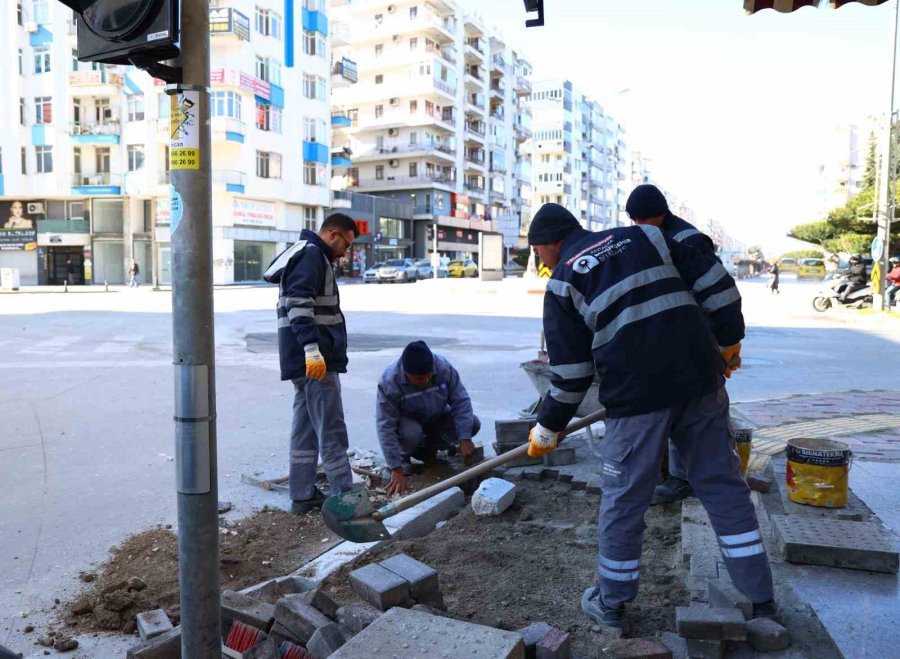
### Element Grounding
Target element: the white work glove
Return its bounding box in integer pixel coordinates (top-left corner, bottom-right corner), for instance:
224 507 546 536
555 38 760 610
527 423 560 458
304 343 326 381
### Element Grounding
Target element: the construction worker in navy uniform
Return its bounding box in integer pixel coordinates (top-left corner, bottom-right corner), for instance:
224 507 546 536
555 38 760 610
526 203 774 632
625 184 727 506
264 213 359 515
376 341 481 495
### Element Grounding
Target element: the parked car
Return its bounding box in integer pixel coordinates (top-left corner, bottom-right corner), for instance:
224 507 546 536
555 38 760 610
413 258 448 279
778 258 797 274
447 259 478 278
376 258 418 283
797 258 826 280
363 262 384 283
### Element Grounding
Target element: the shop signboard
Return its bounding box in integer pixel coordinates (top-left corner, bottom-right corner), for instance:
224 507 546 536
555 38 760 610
0 200 39 251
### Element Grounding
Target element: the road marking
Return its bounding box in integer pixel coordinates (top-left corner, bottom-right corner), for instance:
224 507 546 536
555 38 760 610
95 335 144 353
752 414 900 456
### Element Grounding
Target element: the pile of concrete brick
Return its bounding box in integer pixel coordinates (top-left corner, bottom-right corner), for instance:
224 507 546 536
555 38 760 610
493 419 578 469
349 552 445 612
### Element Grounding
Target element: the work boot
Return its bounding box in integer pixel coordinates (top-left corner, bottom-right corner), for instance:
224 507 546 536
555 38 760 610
752 600 781 623
290 487 327 515
651 476 693 505
581 587 629 632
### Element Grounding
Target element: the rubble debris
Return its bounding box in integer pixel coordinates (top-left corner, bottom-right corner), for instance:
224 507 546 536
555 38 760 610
349 564 411 611
472 478 518 516
136 609 173 641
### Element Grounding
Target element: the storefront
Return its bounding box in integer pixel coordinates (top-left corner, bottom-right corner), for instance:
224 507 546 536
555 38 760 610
0 199 40 285
233 240 276 282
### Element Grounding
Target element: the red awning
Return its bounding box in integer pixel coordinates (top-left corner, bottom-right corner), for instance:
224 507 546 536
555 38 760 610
744 0 888 13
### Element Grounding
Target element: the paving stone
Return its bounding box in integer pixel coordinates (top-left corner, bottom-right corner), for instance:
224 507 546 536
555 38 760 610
770 514 899 574
349 563 411 610
523 467 544 481
125 626 180 659
240 575 317 604
498 448 544 467
515 621 552 658
335 602 381 633
681 499 720 569
659 632 689 659
296 586 339 619
496 419 534 442
746 617 791 652
267 620 303 646
415 588 446 610
221 589 275 632
472 478 518 516
136 609 173 642
544 447 577 466
380 553 440 600
685 638 724 659
536 627 571 659
329 607 525 658
571 479 588 491
556 472 574 483
294 539 382 583
603 637 673 658
306 622 348 658
242 637 279 659
706 579 752 620
273 594 332 643
411 603 451 618
383 487 465 540
689 555 722 580
675 606 746 641
541 467 561 480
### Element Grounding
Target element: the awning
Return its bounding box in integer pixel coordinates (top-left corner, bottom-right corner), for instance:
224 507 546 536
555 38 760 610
744 0 888 13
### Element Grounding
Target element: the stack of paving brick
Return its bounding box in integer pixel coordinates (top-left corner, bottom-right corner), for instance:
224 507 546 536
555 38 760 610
349 552 446 612
493 419 579 469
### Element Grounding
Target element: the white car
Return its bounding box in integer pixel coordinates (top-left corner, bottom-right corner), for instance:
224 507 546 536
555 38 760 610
363 262 384 283
376 258 418 283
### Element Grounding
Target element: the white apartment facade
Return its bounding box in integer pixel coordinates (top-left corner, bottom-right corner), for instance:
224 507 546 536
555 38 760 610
817 123 864 216
526 79 627 233
0 0 335 286
329 0 532 262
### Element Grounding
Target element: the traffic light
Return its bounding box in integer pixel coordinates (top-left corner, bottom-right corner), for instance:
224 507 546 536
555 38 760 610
58 0 180 74
523 0 544 27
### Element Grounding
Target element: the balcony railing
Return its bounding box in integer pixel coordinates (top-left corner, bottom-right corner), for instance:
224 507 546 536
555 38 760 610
465 151 485 165
69 69 124 87
464 183 485 193
433 78 456 96
211 117 246 135
363 142 454 156
213 170 246 187
465 121 486 137
491 54 506 69
466 39 483 54
355 173 455 187
37 219 90 233
332 58 358 83
515 76 532 95
71 172 117 186
69 121 121 136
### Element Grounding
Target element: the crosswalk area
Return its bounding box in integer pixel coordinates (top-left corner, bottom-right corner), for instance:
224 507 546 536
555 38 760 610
1 334 148 357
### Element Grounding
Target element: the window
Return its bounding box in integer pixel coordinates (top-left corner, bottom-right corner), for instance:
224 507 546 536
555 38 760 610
127 94 145 121
409 6 418 19
303 161 325 186
304 117 325 143
303 30 325 57
17 2 23 25
19 98 25 126
35 145 52 173
73 146 81 173
127 145 145 171
303 206 317 231
409 38 418 51
410 131 418 145
18 49 23 75
375 74 383 85
303 74 325 100
71 48 78 72
375 165 384 180
255 7 282 39
255 103 282 133
256 151 282 179
0 148 3 174
33 46 51 73
96 147 110 172
409 100 418 114
21 147 27 174
409 162 418 177
34 97 52 124
32 0 49 24
375 44 383 57
211 91 242 119
255 56 268 81
375 104 383 118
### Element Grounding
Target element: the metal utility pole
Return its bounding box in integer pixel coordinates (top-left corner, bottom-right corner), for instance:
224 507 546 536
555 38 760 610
165 0 222 654
875 0 899 310
432 221 439 279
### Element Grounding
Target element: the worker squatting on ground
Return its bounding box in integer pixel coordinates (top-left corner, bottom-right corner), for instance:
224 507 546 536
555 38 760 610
263 213 360 515
376 341 481 496
626 184 729 506
525 203 775 632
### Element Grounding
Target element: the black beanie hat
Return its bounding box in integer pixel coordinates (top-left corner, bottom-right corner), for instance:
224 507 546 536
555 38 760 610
401 340 434 375
527 203 581 246
625 184 668 220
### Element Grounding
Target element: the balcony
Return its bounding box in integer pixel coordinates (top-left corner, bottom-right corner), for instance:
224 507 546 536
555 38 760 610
331 189 353 209
332 148 352 168
354 173 455 189
69 69 124 95
465 67 484 89
433 77 456 99
332 21 351 47
466 94 485 113
440 48 458 65
489 80 505 98
490 163 507 175
213 169 246 193
331 112 354 129
465 121 486 138
464 182 485 195
332 57 358 86
514 123 533 141
211 117 245 143
465 38 484 60
71 173 121 195
69 121 121 144
37 219 90 234
515 76 532 96
351 142 455 163
465 150 486 168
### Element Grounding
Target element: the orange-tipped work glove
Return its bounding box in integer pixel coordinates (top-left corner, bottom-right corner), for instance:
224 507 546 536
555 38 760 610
304 344 327 381
527 423 560 458
720 343 742 378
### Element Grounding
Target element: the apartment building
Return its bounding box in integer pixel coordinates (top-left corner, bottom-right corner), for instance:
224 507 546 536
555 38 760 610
526 79 627 233
0 0 335 286
329 0 532 262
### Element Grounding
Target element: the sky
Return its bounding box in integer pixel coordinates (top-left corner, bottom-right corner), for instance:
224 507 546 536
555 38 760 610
458 0 896 253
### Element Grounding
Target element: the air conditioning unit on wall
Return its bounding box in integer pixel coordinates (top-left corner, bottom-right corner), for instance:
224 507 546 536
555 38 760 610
389 159 399 167
27 202 45 215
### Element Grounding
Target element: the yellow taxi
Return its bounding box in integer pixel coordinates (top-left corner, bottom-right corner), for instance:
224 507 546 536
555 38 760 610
447 259 478 278
778 258 797 274
797 258 826 280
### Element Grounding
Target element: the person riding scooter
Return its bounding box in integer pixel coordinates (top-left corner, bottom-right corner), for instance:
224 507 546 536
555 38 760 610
838 255 867 303
885 257 900 309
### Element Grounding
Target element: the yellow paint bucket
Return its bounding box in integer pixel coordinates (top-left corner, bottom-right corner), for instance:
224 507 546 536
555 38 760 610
732 428 752 476
786 437 850 508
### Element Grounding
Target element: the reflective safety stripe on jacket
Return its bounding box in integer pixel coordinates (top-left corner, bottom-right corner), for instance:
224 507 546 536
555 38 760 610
538 224 744 427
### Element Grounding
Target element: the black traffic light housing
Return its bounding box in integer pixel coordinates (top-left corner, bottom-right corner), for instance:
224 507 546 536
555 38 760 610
58 0 181 81
523 0 544 27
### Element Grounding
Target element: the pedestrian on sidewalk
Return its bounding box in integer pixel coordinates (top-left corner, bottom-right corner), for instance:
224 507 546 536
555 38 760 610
376 341 481 495
626 184 727 505
526 203 774 633
66 258 75 285
128 260 141 287
768 260 780 295
263 213 360 515
884 257 900 309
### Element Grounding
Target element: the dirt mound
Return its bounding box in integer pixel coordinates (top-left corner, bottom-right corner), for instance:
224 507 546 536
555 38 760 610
322 480 688 657
55 507 339 638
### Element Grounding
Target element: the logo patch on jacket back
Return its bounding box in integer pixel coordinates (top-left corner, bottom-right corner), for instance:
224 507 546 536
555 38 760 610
573 254 600 274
